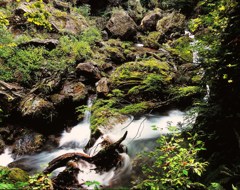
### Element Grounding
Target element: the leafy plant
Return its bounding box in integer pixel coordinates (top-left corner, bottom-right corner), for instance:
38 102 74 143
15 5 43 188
24 0 52 30
134 133 208 189
28 173 53 190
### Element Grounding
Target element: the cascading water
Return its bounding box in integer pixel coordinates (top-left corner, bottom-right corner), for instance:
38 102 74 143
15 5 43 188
0 148 14 166
1 96 196 188
185 30 199 64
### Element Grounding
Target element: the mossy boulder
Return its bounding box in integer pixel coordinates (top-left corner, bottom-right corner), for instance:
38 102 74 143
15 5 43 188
102 39 134 63
156 12 186 41
19 94 56 121
138 31 161 49
106 10 137 40
0 166 29 182
110 58 174 101
8 168 29 182
164 36 193 63
127 0 144 23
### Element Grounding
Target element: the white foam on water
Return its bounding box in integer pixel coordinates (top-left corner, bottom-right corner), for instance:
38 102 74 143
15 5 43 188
0 148 14 166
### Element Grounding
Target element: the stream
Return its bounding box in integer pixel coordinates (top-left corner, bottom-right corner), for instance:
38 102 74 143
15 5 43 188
0 97 195 188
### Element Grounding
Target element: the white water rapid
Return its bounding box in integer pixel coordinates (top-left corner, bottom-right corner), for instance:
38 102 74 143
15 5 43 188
1 97 196 188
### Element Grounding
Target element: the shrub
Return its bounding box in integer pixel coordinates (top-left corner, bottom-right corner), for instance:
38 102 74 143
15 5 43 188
134 133 208 190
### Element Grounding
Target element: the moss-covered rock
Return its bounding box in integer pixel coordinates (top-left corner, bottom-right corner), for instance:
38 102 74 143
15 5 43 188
156 12 186 41
110 58 174 101
164 36 193 63
19 94 56 121
8 168 29 182
138 31 161 49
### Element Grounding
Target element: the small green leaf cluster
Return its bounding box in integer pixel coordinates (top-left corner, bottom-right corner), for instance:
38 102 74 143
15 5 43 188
28 173 53 190
84 180 101 190
135 133 208 189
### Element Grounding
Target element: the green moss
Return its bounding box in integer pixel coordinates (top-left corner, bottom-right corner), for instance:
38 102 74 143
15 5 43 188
8 168 29 182
171 86 202 98
139 31 161 49
164 36 193 62
119 102 150 115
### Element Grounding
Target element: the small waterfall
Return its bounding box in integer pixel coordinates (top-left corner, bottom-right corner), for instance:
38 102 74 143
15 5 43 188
204 84 210 102
185 30 199 64
59 98 92 149
0 148 13 166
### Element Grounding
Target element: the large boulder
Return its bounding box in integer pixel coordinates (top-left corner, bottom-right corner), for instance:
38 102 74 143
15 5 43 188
19 94 56 121
106 10 137 40
140 8 163 32
59 81 88 102
76 62 101 82
156 12 186 37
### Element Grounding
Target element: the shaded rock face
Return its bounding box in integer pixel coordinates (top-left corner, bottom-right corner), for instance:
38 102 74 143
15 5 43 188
96 77 109 96
140 8 162 31
19 94 56 121
156 12 186 40
0 80 25 114
12 131 46 156
106 10 137 40
76 62 101 82
18 39 59 50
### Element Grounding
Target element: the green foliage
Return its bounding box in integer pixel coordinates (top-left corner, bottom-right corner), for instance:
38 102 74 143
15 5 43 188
76 105 88 120
79 27 102 45
171 86 202 98
24 0 52 30
165 36 193 62
0 11 9 27
135 133 208 190
28 173 52 190
73 4 91 17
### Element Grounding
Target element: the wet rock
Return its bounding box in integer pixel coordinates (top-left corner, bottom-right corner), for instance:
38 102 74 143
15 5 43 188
18 38 59 50
13 131 46 156
19 94 56 121
50 94 68 106
96 77 109 96
106 10 137 40
60 81 88 102
76 62 101 82
140 8 163 32
156 12 186 40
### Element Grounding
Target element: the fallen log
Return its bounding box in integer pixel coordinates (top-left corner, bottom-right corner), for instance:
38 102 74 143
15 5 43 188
43 131 128 174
